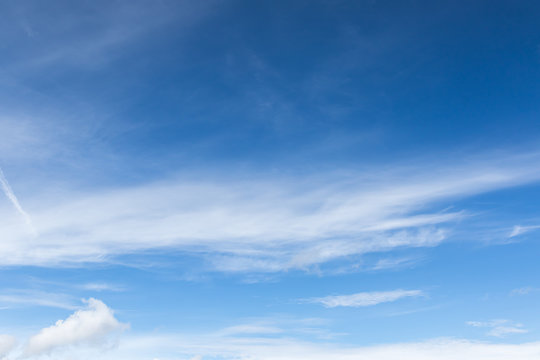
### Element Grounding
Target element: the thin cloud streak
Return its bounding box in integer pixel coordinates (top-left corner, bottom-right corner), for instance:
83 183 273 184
305 290 423 308
0 167 36 235
467 320 528 338
509 225 540 238
0 289 77 310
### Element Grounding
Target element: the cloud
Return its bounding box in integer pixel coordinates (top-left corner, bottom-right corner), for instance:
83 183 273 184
509 225 540 238
25 298 128 356
0 289 76 310
370 257 420 271
0 335 16 358
2 0 215 72
219 325 284 336
511 287 537 296
1 151 540 271
467 320 528 338
80 283 126 292
305 289 423 308
0 167 36 235
214 317 339 341
101 333 540 360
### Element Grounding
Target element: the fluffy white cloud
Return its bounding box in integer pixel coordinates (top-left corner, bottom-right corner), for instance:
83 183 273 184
0 335 16 358
25 298 127 356
306 289 423 307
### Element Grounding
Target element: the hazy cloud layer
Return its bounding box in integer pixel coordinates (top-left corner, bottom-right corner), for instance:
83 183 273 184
102 333 540 360
0 335 16 359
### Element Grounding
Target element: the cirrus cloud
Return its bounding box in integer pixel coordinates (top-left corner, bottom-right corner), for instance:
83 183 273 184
304 289 424 308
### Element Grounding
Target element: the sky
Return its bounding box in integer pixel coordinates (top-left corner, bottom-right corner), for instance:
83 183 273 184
0 0 540 359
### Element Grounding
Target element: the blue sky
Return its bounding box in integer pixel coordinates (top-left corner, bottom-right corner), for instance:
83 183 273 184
1 0 540 359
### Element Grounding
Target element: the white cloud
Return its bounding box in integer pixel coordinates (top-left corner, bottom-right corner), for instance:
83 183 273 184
98 333 540 360
306 289 423 308
1 151 540 271
25 298 128 356
370 257 420 271
0 335 16 359
0 289 76 310
509 225 540 238
219 325 284 336
511 287 537 296
214 317 339 341
16 319 537 360
0 167 36 235
80 283 126 292
467 320 528 338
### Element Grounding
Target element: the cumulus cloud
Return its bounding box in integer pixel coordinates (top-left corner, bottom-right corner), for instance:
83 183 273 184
25 298 128 356
467 320 528 338
305 289 423 308
0 335 16 358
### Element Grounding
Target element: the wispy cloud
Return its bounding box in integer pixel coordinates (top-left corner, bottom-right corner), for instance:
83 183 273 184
80 283 126 292
511 287 538 296
219 324 284 336
370 257 421 271
1 1 215 72
1 151 540 271
215 317 338 340
509 225 540 238
304 289 423 308
467 319 528 338
0 289 76 310
0 167 36 235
